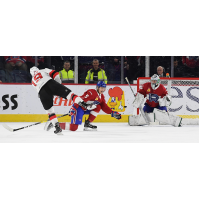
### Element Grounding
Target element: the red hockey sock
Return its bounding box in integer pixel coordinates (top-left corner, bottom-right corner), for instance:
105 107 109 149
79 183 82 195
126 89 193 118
70 124 78 131
59 123 66 130
88 114 96 122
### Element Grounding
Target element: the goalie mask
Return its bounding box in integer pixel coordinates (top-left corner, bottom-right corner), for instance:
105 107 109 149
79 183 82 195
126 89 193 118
151 74 160 90
30 66 39 76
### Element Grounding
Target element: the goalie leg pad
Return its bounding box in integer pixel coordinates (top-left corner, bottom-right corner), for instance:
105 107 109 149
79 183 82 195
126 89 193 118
153 108 182 127
128 112 156 126
169 115 183 127
128 114 146 126
145 113 155 122
153 108 171 124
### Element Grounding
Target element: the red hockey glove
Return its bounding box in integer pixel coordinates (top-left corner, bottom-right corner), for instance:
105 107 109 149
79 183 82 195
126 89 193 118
111 111 121 120
69 105 77 116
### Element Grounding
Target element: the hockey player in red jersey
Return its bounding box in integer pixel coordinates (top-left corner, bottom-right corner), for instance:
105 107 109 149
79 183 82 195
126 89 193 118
44 81 121 132
137 74 169 113
129 74 182 127
30 66 88 134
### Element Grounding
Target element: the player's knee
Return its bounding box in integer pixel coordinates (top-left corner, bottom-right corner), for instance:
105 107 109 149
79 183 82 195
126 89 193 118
46 106 55 114
69 124 78 131
93 104 101 113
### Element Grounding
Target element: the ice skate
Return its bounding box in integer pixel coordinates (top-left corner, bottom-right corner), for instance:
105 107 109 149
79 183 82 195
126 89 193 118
54 122 63 135
84 120 97 131
44 121 53 131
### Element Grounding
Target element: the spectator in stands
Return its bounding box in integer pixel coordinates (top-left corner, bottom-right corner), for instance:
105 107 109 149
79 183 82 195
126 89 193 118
182 56 199 77
125 56 143 82
14 63 32 83
85 59 107 84
4 60 15 82
157 66 166 77
4 56 31 83
174 59 187 77
59 61 74 83
105 57 121 83
4 56 27 70
182 56 199 68
26 56 46 70
109 57 121 83
150 56 171 77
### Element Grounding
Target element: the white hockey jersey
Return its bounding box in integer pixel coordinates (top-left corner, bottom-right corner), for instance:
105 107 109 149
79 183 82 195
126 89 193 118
30 67 61 93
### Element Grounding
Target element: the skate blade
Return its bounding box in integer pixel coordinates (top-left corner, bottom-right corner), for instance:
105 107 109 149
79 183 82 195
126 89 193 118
83 127 97 131
56 132 63 135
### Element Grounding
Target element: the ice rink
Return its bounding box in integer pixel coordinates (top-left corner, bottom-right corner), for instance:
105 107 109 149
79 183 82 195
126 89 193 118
0 122 199 143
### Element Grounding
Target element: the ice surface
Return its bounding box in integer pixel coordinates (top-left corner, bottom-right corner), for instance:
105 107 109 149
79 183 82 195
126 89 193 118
0 122 199 143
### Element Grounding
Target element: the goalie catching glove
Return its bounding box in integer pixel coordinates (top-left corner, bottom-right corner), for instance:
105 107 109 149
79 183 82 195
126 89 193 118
158 95 172 107
111 111 121 120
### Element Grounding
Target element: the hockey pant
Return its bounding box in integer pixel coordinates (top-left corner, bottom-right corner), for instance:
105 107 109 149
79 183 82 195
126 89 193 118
39 79 72 110
143 103 167 113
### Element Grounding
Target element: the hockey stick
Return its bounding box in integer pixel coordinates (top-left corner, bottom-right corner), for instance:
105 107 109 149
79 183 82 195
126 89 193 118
167 79 171 96
125 77 136 97
125 77 150 125
2 113 70 132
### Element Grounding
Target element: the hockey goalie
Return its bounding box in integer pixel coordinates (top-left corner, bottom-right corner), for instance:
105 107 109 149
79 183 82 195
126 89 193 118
129 74 183 127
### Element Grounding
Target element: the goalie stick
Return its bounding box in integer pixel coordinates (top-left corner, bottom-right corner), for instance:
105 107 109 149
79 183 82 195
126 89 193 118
125 77 150 125
2 113 70 132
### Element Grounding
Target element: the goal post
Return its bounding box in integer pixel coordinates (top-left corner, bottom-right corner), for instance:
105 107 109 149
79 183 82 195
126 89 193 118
137 77 199 125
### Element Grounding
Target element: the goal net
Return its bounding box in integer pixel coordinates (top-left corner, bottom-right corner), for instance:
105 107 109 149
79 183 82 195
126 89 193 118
137 77 199 125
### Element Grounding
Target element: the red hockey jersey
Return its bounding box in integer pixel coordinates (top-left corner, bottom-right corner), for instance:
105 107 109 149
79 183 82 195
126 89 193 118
80 89 113 114
138 82 168 107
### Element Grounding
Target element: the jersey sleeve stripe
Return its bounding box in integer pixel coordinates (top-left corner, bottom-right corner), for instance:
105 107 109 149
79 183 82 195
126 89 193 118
49 70 56 78
53 72 59 79
49 70 59 79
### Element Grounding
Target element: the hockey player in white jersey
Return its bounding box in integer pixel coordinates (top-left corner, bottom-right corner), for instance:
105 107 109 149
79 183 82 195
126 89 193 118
30 66 87 135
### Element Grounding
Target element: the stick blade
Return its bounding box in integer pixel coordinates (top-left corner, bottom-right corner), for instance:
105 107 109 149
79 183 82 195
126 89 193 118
2 123 14 132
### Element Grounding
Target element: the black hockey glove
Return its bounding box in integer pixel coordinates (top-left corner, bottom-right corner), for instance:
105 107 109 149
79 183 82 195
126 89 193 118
111 111 121 120
78 101 99 110
78 101 88 109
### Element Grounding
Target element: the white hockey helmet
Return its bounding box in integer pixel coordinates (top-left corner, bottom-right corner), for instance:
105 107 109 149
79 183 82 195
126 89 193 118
151 74 160 90
30 66 39 76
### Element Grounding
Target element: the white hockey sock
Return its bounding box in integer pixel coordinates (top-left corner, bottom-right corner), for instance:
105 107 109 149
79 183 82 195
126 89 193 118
48 113 58 126
66 92 83 104
66 92 73 99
